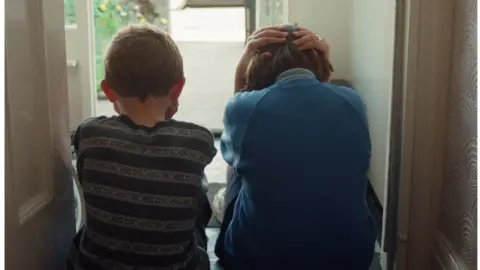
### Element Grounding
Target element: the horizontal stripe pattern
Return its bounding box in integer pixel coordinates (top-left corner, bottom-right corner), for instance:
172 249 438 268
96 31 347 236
69 236 198 270
86 203 196 232
86 229 191 256
83 159 203 187
71 116 215 269
88 118 214 143
83 182 198 208
80 137 212 165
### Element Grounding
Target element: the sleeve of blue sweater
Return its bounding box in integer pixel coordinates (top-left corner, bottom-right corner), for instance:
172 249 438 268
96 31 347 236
333 85 369 128
220 91 268 168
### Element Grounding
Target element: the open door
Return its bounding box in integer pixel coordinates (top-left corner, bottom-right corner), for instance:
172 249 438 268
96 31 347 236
5 0 76 269
64 0 97 131
64 0 173 130
394 0 477 269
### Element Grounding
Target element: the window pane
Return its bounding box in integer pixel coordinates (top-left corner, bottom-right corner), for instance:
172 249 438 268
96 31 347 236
91 4 244 184
169 8 244 184
95 6 245 131
170 7 245 129
93 0 169 110
64 0 76 25
271 0 284 25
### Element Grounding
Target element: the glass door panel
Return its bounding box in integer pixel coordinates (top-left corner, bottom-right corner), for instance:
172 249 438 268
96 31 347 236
256 0 287 28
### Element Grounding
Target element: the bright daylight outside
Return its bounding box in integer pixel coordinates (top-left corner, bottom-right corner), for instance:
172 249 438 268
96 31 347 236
64 0 247 184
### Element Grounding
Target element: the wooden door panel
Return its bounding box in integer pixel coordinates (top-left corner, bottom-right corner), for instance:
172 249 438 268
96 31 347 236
432 0 477 268
5 0 54 225
5 0 76 269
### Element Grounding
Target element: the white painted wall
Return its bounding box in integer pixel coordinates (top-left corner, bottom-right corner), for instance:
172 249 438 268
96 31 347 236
350 0 396 207
288 0 396 207
287 0 354 80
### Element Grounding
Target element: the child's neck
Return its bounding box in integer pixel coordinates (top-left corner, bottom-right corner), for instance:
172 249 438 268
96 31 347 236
118 98 170 127
124 111 166 127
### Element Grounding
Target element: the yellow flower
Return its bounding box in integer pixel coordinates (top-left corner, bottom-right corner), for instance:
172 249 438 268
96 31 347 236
160 17 168 25
115 4 122 12
99 4 106 12
139 17 146 23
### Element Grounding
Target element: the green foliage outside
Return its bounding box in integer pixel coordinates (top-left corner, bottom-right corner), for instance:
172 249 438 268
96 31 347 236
63 0 167 94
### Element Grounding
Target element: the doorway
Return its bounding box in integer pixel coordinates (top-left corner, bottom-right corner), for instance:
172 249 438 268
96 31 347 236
63 0 390 266
5 0 475 269
63 2 288 269
63 1 387 269
65 0 244 185
64 0 287 228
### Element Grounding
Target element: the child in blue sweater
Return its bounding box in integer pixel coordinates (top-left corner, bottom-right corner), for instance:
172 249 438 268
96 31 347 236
216 25 375 270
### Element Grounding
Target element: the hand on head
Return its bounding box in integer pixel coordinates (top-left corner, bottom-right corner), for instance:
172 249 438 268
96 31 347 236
292 27 330 57
246 26 330 57
235 25 331 92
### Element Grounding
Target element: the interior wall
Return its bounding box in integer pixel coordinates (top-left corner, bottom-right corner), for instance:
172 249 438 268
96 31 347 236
289 0 396 207
288 0 353 80
350 1 396 207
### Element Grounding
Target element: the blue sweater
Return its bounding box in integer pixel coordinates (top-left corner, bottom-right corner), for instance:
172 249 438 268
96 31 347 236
220 69 375 269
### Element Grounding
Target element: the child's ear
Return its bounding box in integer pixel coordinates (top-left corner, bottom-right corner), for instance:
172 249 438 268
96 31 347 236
101 79 117 103
170 77 185 102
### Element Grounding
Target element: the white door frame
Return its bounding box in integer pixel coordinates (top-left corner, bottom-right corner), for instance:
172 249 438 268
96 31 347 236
75 0 98 119
66 0 97 130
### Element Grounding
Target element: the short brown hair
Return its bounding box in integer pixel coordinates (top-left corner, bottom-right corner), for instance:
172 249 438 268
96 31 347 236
244 34 332 91
104 24 183 101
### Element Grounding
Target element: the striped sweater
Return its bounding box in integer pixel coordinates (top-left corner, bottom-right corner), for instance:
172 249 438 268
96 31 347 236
68 115 216 270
